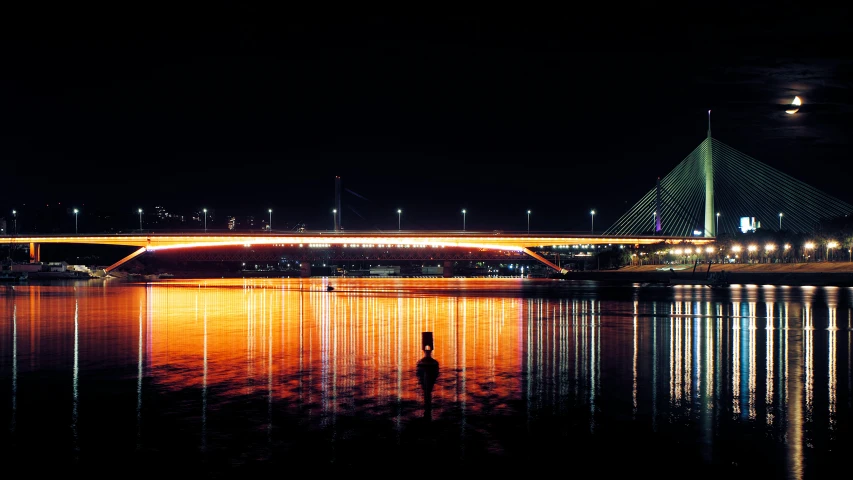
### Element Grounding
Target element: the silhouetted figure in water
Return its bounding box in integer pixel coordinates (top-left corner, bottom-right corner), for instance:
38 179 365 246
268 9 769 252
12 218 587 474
416 332 439 421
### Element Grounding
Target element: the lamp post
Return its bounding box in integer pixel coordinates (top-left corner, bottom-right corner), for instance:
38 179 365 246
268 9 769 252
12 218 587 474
203 208 207 232
268 209 272 232
73 208 79 234
527 210 531 234
716 212 720 235
590 210 595 234
652 211 656 234
333 209 337 231
138 208 143 230
397 209 402 231
12 209 16 235
462 209 466 231
827 241 838 262
779 212 783 230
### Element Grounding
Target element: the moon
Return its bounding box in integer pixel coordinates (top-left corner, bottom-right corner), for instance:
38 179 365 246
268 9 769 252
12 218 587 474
785 95 802 114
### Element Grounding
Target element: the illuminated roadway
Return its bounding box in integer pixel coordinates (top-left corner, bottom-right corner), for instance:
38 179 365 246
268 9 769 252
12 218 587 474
4 231 712 273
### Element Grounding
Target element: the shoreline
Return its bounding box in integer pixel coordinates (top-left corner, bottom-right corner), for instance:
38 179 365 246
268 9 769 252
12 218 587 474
564 262 853 286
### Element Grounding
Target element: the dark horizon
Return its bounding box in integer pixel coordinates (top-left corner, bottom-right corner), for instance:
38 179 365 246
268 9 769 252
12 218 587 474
3 9 853 232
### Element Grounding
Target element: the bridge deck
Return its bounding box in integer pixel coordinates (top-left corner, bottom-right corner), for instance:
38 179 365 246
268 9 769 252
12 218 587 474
5 232 711 273
4 232 711 250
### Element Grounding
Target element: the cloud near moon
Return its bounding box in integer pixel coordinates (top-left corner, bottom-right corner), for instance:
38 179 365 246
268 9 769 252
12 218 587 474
785 96 802 114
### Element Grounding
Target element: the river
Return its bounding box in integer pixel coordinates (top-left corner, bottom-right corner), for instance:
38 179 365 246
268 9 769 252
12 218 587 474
1 278 851 477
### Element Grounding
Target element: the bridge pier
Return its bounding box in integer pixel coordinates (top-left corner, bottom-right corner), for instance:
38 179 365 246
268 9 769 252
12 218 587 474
443 261 453 278
29 242 40 263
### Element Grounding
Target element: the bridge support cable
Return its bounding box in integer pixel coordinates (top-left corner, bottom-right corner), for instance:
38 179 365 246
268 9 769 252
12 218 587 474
605 137 853 236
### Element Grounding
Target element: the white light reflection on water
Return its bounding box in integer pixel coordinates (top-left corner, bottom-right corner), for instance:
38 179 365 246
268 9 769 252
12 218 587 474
765 286 775 426
827 287 838 433
71 297 79 459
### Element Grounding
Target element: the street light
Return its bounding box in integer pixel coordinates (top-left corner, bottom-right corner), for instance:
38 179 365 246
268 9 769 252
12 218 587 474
827 241 838 261
332 209 337 231
462 209 466 231
590 210 595 234
203 208 207 232
12 209 16 235
731 244 742 263
138 208 143 230
527 210 531 234
73 208 79 234
397 209 402 231
268 209 272 232
779 212 783 230
716 212 720 235
804 241 814 262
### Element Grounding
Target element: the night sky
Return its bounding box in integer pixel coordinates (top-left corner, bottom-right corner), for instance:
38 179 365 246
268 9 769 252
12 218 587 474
2 7 852 232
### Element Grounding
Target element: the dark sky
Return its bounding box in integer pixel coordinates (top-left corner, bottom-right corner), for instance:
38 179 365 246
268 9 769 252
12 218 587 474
2 6 853 232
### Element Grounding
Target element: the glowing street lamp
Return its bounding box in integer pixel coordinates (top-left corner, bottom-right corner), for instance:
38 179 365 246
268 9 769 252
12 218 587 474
716 212 720 235
462 209 466 231
731 245 741 262
12 209 16 235
397 209 402 231
779 212 783 230
203 208 207 232
827 241 839 261
332 209 337 231
268 209 273 232
138 208 143 230
527 210 531 234
746 244 757 264
73 208 79 234
590 210 595 234
804 241 815 261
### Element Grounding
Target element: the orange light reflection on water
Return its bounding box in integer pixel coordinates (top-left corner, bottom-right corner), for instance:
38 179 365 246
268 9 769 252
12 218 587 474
5 278 527 419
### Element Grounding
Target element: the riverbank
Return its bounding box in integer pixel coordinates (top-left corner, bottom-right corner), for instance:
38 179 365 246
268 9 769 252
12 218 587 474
565 262 853 286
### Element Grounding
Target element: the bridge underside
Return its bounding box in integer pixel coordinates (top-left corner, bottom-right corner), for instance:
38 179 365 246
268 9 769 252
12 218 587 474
157 247 531 263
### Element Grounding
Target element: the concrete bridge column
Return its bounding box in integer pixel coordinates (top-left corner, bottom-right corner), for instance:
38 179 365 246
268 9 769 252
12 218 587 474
443 261 453 278
29 242 40 263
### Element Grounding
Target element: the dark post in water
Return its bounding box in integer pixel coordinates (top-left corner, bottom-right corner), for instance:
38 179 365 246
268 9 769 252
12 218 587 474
416 331 439 421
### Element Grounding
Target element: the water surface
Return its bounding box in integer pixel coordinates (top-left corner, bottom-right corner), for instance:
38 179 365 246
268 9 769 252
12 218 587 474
1 278 852 477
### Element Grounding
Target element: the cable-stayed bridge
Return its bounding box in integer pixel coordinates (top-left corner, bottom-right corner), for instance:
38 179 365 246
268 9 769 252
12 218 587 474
605 134 853 237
